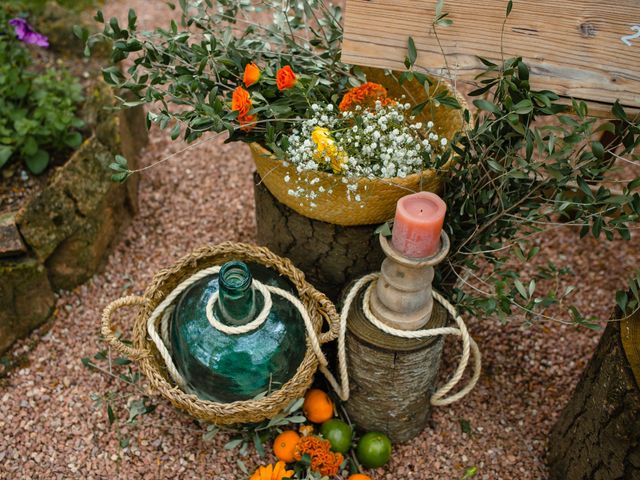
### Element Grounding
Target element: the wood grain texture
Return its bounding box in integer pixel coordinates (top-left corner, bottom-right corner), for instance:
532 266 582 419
548 316 640 479
344 289 448 442
253 172 385 302
342 0 640 113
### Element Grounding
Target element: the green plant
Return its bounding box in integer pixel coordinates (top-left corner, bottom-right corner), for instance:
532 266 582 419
81 347 157 450
441 56 640 326
203 397 308 475
0 10 84 174
88 0 639 327
416 0 640 326
80 0 361 181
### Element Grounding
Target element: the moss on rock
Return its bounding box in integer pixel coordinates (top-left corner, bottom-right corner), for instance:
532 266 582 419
0 256 55 353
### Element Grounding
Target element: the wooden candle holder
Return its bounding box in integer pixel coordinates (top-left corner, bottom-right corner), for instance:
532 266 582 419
370 231 450 330
343 230 451 442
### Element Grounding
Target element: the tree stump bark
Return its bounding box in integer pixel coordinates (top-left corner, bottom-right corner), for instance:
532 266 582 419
548 308 640 480
343 288 449 443
253 173 385 302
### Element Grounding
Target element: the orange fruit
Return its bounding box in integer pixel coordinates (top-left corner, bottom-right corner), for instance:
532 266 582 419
303 389 334 423
273 430 301 463
348 475 372 480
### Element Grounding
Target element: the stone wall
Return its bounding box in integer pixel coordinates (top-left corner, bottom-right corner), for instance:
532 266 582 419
0 81 147 354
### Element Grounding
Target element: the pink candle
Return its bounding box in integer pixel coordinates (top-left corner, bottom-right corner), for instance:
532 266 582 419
391 192 447 258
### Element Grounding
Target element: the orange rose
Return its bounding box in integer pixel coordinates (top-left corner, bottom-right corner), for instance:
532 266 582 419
238 113 257 132
231 86 256 131
231 86 252 115
243 63 261 87
276 65 297 90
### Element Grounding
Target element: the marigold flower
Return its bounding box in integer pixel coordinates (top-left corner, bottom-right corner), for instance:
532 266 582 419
339 82 393 112
249 461 294 480
293 436 344 477
276 65 297 90
243 63 261 87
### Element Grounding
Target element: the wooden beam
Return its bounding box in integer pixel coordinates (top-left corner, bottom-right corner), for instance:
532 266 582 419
342 0 640 116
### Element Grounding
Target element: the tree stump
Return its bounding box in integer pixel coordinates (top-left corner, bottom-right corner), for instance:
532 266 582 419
343 288 449 443
253 173 385 302
548 307 640 480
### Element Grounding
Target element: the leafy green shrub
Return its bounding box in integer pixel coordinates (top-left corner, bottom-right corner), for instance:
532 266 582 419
88 0 640 327
0 11 84 174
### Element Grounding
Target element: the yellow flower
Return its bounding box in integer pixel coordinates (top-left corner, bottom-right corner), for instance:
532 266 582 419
249 461 294 480
311 127 334 153
299 424 314 436
330 150 348 174
311 127 347 173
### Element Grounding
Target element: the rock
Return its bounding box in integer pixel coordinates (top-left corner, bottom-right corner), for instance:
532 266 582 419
45 166 131 291
16 139 114 261
0 212 26 258
16 138 134 291
15 79 146 290
0 255 55 354
2 74 147 352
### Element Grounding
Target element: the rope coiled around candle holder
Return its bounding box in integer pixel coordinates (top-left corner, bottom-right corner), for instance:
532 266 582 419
147 269 480 407
323 272 482 406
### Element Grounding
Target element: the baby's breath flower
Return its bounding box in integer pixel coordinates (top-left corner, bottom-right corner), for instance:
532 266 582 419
284 101 445 207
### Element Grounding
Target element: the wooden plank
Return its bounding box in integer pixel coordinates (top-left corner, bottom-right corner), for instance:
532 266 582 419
342 0 640 113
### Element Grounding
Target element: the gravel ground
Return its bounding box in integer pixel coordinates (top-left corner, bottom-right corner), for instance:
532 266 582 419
1 2 639 479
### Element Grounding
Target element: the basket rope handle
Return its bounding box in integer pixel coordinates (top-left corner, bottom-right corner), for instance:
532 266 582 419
101 295 149 361
311 294 340 345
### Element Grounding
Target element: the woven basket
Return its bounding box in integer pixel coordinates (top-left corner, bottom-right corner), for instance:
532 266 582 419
253 68 469 226
101 242 339 425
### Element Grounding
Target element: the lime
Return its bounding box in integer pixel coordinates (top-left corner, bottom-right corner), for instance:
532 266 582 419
320 419 353 453
355 432 392 469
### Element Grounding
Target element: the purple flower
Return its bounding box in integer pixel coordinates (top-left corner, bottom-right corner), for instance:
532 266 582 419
9 18 49 48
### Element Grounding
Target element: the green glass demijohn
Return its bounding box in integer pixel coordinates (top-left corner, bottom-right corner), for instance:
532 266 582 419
169 260 307 403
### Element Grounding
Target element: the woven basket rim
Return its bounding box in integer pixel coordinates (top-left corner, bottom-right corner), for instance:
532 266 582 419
129 242 338 425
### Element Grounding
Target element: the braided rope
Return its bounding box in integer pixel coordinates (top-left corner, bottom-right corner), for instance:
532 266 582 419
205 279 272 335
100 295 148 361
106 241 479 416
145 268 332 388
322 273 482 406
146 268 480 407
